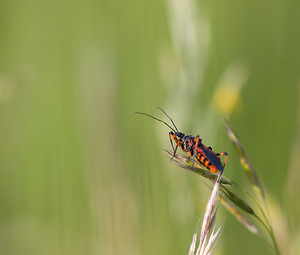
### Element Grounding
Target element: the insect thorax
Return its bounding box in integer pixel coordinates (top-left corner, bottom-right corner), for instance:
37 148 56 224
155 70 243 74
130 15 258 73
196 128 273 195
181 135 194 151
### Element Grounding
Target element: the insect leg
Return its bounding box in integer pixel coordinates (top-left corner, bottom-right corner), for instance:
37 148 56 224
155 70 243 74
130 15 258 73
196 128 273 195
171 145 179 160
169 131 183 160
216 152 228 168
169 132 175 151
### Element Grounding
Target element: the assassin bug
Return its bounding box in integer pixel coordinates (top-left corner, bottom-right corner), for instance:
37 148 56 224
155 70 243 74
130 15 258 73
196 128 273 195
136 108 228 173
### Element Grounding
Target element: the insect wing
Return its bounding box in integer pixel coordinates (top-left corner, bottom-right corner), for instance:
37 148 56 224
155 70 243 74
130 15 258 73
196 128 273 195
202 147 224 172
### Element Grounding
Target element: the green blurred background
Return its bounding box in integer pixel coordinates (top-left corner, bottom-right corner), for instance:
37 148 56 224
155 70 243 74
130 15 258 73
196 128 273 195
1 0 300 254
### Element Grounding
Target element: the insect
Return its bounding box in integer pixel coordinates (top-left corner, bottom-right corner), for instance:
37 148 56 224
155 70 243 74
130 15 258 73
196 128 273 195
136 107 228 173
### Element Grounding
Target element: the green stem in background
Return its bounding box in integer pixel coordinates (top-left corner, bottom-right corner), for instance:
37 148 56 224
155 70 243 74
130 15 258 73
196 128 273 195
259 199 280 255
225 118 280 254
253 214 280 255
225 119 265 200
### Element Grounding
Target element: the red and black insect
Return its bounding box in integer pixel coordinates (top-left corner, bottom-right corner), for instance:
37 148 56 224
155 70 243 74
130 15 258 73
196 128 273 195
136 107 228 173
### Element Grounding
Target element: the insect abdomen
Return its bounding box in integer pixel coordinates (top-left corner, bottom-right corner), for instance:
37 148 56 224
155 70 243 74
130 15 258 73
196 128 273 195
201 148 224 172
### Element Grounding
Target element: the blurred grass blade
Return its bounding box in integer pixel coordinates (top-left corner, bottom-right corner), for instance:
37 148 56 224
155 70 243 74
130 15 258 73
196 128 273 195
220 197 259 234
224 118 264 200
225 119 280 254
200 180 258 234
220 186 255 215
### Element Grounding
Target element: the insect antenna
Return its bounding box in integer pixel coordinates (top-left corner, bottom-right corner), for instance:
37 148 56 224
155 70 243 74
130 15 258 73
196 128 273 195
135 111 177 133
156 107 179 132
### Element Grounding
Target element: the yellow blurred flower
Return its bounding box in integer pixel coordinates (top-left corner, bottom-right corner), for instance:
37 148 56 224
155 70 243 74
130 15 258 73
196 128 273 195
213 84 242 115
212 61 249 115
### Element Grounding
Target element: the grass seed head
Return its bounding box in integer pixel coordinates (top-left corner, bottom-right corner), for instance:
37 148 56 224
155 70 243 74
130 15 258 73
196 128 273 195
189 173 223 255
